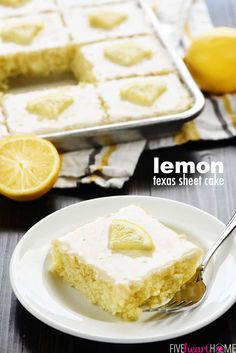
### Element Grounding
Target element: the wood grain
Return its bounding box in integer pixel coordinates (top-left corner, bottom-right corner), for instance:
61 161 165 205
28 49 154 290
1 1 236 352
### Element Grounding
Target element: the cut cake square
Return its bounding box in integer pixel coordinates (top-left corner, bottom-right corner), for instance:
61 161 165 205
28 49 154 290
3 85 105 135
71 35 174 82
62 2 151 45
98 74 193 123
50 205 202 320
0 0 57 19
0 12 72 84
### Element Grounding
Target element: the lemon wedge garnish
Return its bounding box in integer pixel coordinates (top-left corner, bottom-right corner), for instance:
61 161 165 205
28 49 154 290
0 0 30 7
26 93 74 120
104 42 152 67
109 219 155 251
0 136 61 201
1 22 44 45
88 11 128 30
120 81 166 106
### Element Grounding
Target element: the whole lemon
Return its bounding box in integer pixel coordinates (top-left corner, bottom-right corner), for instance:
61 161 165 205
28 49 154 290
185 27 236 94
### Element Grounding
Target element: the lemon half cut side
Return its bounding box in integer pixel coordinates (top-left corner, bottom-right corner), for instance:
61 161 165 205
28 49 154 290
0 136 61 201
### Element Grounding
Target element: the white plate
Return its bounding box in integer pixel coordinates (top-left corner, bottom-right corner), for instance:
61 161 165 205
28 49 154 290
10 196 236 343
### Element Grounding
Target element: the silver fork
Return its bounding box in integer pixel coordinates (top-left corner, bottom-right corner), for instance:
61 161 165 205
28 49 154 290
143 212 236 314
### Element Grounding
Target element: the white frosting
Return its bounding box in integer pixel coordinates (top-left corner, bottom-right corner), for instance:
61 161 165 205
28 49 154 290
55 205 201 284
0 109 5 124
0 124 9 137
156 0 187 24
0 13 70 56
4 85 105 135
0 109 8 137
0 0 56 19
57 0 119 7
63 2 152 45
98 73 193 122
79 35 174 81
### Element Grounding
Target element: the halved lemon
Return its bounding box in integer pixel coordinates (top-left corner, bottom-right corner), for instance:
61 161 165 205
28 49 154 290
109 219 155 251
0 136 61 201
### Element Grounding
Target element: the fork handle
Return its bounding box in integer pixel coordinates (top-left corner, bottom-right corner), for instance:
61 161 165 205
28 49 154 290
202 212 236 270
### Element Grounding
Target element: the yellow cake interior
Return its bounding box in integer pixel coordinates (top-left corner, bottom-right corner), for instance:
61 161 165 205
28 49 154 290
51 243 201 320
0 46 74 82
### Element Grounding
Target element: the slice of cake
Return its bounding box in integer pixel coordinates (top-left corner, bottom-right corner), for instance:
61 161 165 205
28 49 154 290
62 2 151 45
0 0 56 19
50 205 202 321
98 74 193 123
71 35 174 82
3 85 105 135
0 12 72 85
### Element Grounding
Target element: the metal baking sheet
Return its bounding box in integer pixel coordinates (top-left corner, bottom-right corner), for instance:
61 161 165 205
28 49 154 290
39 0 205 151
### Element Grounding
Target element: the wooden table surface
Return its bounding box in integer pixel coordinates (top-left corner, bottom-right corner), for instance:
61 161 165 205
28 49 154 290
1 1 236 352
